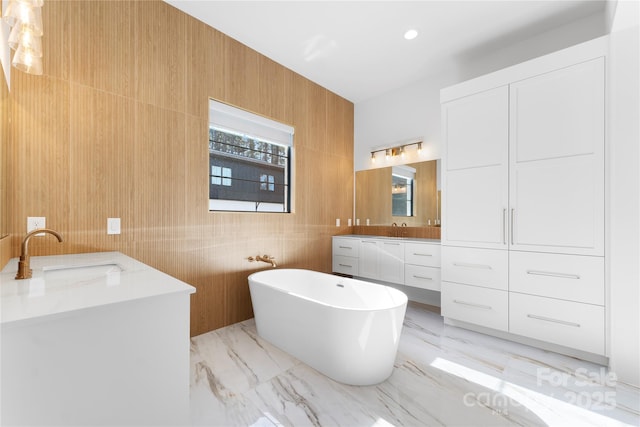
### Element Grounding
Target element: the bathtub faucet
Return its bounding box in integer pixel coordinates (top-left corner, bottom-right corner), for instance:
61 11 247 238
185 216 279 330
249 254 277 268
15 228 64 280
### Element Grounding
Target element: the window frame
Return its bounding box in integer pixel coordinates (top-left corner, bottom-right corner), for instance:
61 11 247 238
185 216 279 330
391 165 416 217
208 99 294 213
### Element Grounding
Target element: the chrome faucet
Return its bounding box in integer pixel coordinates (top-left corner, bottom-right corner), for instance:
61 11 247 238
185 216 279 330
248 254 277 268
15 228 64 280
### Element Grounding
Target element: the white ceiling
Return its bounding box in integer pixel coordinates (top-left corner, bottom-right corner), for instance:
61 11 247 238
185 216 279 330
165 0 608 103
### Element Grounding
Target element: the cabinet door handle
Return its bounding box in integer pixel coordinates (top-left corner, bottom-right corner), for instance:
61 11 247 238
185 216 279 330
413 253 433 257
510 208 515 245
453 300 492 310
527 314 581 328
453 262 492 270
384 242 401 246
503 208 507 245
338 264 353 268
338 246 352 250
413 275 433 280
526 270 581 280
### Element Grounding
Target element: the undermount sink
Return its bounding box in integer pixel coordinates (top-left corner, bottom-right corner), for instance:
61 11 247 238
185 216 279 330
43 263 124 281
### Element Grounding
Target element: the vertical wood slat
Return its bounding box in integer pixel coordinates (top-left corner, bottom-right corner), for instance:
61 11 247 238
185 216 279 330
5 0 354 336
10 72 71 255
1 59 10 268
134 0 186 112
1 61 10 240
67 83 136 253
69 1 136 97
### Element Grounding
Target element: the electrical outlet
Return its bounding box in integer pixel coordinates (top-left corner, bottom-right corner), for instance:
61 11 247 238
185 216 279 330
107 218 121 235
27 217 46 235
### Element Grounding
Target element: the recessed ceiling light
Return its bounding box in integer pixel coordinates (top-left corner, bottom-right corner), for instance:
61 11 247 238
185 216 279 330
404 29 418 40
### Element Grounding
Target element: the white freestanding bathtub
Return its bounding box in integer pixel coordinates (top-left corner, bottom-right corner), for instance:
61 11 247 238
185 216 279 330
248 269 408 386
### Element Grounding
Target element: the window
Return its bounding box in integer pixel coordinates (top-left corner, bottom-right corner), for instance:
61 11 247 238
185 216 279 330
211 166 232 186
208 99 294 212
260 174 275 191
391 166 415 217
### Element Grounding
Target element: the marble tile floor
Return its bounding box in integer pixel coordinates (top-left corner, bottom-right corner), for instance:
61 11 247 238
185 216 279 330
190 302 640 426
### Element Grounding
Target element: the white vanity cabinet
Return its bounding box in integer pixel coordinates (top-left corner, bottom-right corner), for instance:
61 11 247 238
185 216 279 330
357 239 404 284
404 242 441 291
364 240 405 284
440 246 509 331
440 37 608 360
332 237 360 276
332 236 440 291
359 239 379 278
1 252 196 426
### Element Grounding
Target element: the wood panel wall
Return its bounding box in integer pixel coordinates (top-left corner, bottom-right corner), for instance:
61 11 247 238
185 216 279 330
350 225 441 240
1 61 10 268
5 0 354 336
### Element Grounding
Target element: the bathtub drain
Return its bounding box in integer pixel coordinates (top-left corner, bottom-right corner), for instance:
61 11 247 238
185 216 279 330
336 284 344 288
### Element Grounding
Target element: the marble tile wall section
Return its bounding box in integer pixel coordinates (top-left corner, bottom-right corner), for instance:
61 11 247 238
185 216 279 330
190 303 639 426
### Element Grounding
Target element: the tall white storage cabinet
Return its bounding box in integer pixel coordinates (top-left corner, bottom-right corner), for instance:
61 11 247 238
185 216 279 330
509 58 605 256
442 85 509 250
441 37 608 361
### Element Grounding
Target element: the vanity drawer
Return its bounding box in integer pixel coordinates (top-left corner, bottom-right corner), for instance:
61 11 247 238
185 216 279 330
509 293 605 355
405 265 441 291
442 282 508 331
405 243 441 267
333 238 359 257
332 256 359 276
510 251 604 305
442 246 508 290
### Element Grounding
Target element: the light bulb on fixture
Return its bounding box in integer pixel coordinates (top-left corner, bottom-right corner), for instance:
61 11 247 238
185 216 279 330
17 0 45 6
371 140 423 164
12 43 43 75
3 0 43 34
8 24 42 55
3 0 45 76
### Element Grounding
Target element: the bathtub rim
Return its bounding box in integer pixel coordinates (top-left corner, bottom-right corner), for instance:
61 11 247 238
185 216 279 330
248 268 408 312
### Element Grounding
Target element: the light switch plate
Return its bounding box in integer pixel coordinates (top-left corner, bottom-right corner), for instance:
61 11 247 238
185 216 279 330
27 217 46 235
107 218 121 235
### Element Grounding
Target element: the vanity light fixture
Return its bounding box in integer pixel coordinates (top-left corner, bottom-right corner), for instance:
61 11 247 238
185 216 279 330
370 140 423 163
3 0 45 75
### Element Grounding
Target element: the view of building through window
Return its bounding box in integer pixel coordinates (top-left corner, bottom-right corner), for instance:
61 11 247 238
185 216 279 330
209 127 290 212
208 99 293 212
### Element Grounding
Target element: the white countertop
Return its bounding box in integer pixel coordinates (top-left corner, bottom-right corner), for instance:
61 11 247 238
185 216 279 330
336 234 441 244
1 251 196 327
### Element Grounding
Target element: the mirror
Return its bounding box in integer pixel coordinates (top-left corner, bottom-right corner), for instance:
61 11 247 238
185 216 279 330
356 160 440 227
